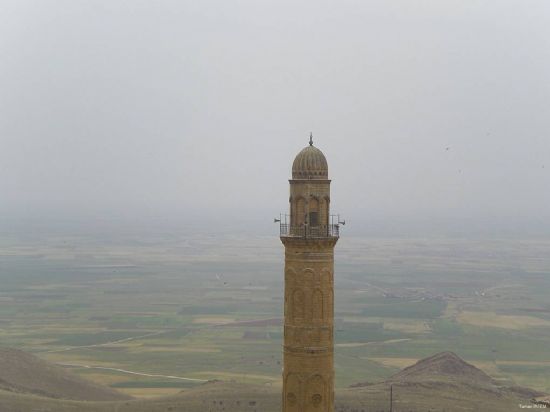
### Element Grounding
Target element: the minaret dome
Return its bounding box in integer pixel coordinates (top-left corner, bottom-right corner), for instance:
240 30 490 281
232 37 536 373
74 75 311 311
291 134 328 180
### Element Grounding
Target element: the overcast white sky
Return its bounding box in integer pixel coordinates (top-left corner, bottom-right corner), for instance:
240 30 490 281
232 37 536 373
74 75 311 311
1 0 549 235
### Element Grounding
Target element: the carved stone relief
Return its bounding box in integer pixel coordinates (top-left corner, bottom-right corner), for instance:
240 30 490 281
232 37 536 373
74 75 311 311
312 289 324 322
292 288 305 321
306 374 326 412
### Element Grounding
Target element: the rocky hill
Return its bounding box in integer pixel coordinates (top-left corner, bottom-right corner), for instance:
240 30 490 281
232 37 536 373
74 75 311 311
0 349 545 411
342 351 545 412
389 351 495 384
0 348 130 401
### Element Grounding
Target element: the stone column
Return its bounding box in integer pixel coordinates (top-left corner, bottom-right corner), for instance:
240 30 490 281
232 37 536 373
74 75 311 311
281 237 336 412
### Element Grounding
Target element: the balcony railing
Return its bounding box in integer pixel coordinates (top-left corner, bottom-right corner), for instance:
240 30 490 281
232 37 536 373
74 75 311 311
280 223 339 238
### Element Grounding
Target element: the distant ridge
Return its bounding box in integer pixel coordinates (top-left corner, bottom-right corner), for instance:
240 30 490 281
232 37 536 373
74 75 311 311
389 351 494 384
0 348 130 401
0 349 545 412
344 351 545 412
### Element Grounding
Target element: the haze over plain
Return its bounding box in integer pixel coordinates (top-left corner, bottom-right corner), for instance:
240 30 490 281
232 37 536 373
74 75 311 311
1 0 549 236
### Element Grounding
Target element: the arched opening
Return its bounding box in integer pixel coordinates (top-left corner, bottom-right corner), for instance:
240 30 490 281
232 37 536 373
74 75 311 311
308 198 319 227
321 196 330 227
294 197 305 226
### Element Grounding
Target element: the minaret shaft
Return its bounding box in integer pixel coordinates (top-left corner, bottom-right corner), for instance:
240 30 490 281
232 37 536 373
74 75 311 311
282 237 336 412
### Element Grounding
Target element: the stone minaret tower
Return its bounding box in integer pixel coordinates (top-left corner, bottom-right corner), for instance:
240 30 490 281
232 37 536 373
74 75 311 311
279 134 340 412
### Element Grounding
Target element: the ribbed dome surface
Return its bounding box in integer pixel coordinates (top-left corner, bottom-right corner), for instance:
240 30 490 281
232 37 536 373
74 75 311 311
292 144 328 179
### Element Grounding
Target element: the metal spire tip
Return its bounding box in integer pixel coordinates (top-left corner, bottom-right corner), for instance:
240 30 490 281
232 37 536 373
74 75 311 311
309 132 313 146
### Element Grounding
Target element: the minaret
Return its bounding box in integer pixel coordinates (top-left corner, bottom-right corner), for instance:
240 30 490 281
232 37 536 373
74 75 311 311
279 134 340 412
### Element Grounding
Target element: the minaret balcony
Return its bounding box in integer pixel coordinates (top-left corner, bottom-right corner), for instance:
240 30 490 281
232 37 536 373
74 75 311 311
279 223 340 239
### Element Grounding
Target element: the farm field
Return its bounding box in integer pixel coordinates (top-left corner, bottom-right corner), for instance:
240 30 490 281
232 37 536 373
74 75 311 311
1 230 550 398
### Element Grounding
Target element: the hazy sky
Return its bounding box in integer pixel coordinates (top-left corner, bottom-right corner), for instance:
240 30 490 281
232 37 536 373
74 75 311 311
1 0 549 235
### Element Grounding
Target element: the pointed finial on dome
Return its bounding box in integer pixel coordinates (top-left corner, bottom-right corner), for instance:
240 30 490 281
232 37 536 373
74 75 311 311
309 132 313 146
